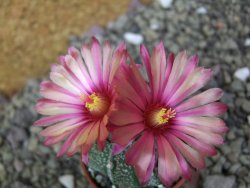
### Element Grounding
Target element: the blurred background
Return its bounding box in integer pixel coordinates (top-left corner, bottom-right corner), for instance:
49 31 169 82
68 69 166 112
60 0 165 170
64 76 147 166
0 0 250 188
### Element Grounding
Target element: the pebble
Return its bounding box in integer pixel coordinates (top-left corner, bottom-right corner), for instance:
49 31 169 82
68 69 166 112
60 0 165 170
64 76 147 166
59 174 74 188
196 7 207 14
234 67 250 82
0 163 6 181
244 38 250 46
123 32 144 45
241 100 250 113
247 116 250 124
157 0 172 8
239 155 250 167
6 127 28 148
203 175 236 188
14 158 24 172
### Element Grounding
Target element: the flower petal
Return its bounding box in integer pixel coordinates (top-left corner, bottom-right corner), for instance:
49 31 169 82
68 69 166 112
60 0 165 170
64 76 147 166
176 88 224 112
40 81 83 104
174 116 228 133
170 125 224 145
157 135 181 187
167 133 205 169
40 117 84 137
36 99 83 115
110 123 145 146
178 102 227 117
125 131 155 185
34 113 82 127
169 129 217 156
167 68 213 106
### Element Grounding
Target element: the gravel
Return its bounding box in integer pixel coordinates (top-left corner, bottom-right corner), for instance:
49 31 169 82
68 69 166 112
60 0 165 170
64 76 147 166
1 0 250 187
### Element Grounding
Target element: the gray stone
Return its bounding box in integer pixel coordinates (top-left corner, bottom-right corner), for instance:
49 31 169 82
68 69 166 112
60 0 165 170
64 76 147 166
237 166 249 177
203 175 236 188
11 181 31 188
229 163 241 174
246 83 250 92
230 138 243 153
6 126 28 148
239 155 250 167
242 100 250 113
231 80 245 92
247 116 250 124
14 158 24 172
0 163 6 182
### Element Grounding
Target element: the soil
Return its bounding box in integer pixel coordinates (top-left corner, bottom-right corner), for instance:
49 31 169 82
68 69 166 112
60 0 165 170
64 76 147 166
0 0 136 96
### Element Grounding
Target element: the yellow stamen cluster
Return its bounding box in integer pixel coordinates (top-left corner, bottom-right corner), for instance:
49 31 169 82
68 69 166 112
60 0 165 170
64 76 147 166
85 93 101 111
85 93 110 117
149 107 176 128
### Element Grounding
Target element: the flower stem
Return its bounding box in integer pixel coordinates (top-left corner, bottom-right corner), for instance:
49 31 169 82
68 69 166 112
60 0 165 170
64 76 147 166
80 158 98 188
173 178 186 188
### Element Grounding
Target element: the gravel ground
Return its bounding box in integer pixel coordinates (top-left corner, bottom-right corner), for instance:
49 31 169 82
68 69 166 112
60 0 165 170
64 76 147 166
1 0 250 187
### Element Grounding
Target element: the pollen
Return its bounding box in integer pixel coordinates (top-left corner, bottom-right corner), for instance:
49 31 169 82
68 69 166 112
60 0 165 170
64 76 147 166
146 107 176 128
85 93 110 117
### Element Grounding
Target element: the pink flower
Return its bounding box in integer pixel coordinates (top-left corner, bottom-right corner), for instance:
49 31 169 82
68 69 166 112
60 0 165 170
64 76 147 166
34 37 126 163
110 42 228 187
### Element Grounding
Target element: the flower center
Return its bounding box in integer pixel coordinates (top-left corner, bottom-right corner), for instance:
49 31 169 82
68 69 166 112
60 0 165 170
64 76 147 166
146 106 176 128
85 93 110 117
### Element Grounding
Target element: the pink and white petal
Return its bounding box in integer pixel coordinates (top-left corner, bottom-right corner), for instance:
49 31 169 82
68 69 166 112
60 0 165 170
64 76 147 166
81 45 99 86
110 110 144 125
167 134 205 169
66 122 95 156
174 116 228 133
68 47 95 91
50 71 82 95
91 37 103 86
176 88 224 112
77 121 99 147
169 139 192 180
115 99 143 116
140 44 153 88
178 102 227 117
98 115 109 150
170 125 224 145
120 58 150 104
162 51 188 100
34 113 82 127
44 131 72 146
111 123 145 146
125 131 155 185
129 61 150 102
151 43 165 100
57 126 86 157
157 135 181 186
169 129 217 156
157 42 167 86
162 53 174 87
108 42 126 84
40 117 84 137
64 55 92 93
141 145 155 184
167 68 212 106
51 64 86 93
115 78 146 110
40 81 83 105
102 41 112 85
36 99 83 115
165 55 199 101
